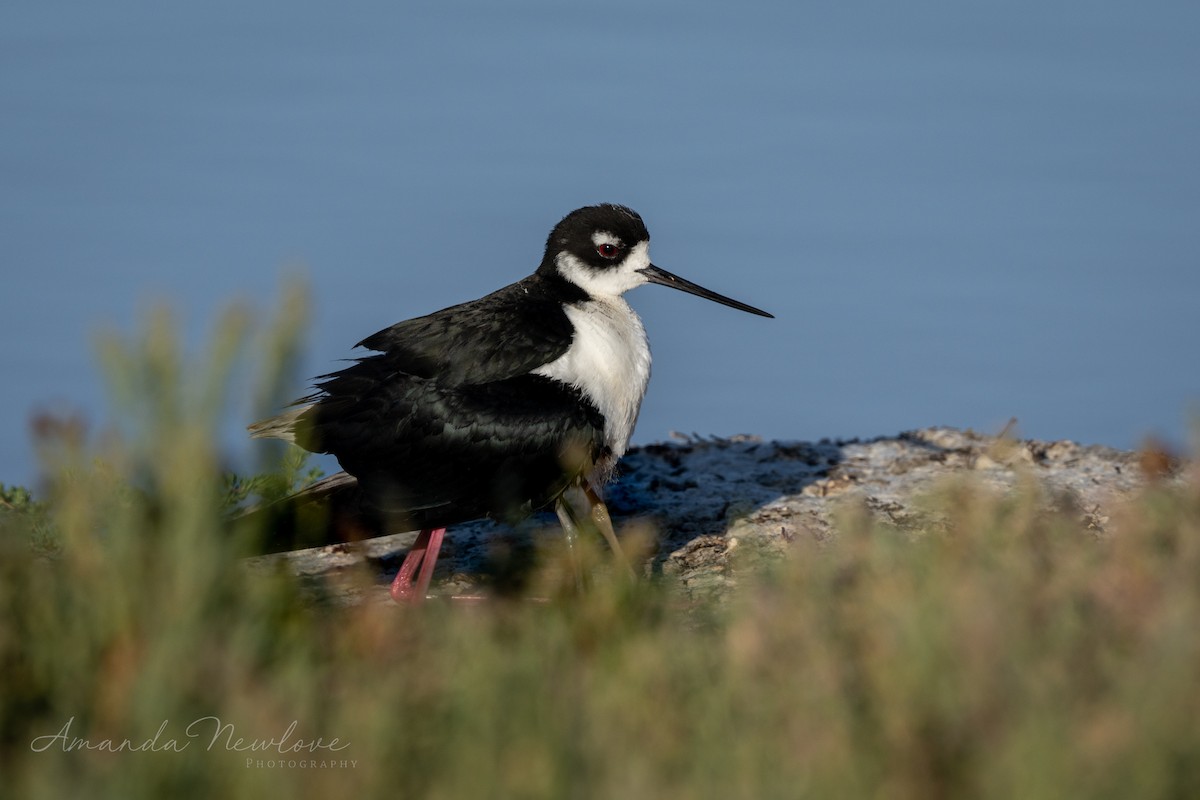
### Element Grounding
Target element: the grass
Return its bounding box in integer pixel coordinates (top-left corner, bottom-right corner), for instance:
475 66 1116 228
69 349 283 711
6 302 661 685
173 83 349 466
2 287 1199 799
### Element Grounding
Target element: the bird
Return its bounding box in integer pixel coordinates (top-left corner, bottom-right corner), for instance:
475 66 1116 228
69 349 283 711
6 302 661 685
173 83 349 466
248 204 772 602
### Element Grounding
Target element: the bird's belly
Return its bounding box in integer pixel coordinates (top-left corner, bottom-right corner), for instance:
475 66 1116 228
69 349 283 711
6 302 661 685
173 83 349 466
330 373 607 528
354 446 581 530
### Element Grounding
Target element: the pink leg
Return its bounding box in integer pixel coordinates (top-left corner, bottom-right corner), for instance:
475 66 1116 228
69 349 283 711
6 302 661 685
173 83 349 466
413 527 445 599
390 528 447 604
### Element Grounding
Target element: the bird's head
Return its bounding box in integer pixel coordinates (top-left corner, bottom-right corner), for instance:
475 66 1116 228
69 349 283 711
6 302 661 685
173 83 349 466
538 204 773 318
539 204 653 297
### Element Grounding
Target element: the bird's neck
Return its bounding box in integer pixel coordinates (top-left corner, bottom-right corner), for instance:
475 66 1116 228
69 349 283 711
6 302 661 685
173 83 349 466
534 295 651 465
527 268 591 305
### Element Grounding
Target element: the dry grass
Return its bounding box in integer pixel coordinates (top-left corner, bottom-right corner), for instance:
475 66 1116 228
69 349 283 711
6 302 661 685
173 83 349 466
2 288 1198 799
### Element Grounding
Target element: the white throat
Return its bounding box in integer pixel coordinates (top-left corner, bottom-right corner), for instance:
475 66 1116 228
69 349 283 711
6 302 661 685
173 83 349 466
533 296 652 465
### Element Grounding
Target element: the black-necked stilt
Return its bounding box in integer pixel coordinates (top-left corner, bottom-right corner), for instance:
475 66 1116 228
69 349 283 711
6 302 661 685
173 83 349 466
249 204 771 602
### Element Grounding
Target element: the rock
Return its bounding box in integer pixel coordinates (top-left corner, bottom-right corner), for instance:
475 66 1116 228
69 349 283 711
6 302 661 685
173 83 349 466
252 427 1167 603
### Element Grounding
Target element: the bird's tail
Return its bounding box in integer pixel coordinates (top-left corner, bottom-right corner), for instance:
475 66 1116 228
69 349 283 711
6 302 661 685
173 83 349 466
247 403 314 444
234 470 384 554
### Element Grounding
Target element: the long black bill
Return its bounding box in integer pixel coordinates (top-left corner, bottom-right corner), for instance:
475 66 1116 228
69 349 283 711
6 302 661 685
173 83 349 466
639 264 774 318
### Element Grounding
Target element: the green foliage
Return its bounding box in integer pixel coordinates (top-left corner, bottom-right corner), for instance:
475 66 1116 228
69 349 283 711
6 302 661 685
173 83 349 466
1 483 36 510
221 446 324 511
2 482 57 554
2 283 1199 799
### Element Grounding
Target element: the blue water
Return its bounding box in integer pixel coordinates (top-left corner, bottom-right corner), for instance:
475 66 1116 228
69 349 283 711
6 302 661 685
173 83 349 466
3 2 1199 486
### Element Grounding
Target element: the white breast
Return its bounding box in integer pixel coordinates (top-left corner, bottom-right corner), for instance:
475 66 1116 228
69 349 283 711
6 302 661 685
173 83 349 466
533 298 652 462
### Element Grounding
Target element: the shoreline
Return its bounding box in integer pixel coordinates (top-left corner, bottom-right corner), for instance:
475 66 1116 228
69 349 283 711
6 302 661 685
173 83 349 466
255 426 1176 604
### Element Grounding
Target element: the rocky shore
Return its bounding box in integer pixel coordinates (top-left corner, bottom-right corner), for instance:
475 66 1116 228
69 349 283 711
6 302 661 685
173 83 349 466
255 427 1160 604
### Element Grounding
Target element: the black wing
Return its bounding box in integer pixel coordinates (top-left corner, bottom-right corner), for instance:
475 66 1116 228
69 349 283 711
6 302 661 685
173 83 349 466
333 275 577 388
284 275 604 528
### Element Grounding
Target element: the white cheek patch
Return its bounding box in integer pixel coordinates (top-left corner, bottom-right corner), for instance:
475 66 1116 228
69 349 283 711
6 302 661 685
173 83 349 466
623 240 651 273
556 240 652 299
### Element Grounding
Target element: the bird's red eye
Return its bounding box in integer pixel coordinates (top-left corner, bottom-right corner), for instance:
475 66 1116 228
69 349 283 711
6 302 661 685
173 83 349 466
597 243 621 259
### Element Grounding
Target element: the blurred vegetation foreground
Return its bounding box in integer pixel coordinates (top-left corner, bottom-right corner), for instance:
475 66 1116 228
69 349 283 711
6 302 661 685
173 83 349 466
2 287 1198 800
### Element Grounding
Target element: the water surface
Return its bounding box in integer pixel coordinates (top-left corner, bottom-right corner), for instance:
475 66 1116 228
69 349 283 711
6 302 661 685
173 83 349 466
3 2 1198 485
